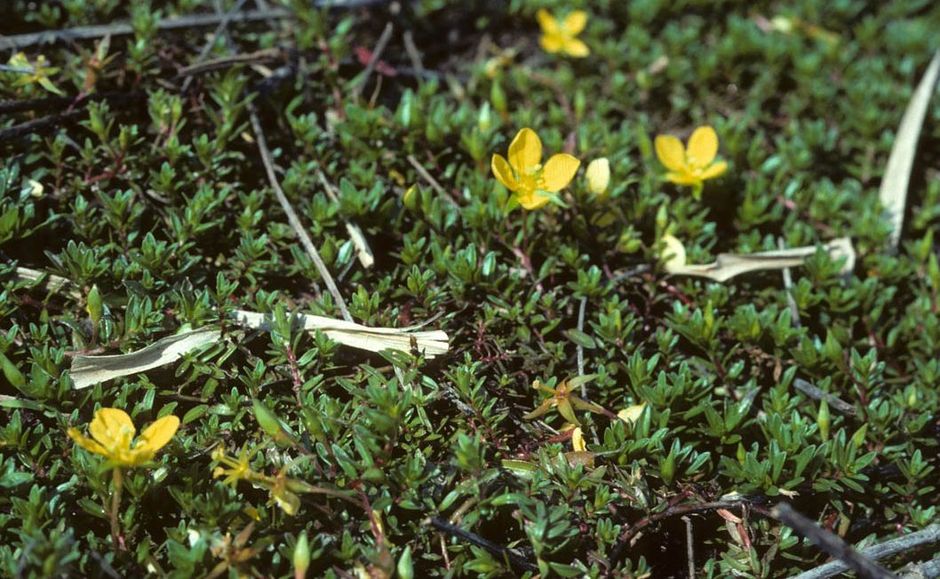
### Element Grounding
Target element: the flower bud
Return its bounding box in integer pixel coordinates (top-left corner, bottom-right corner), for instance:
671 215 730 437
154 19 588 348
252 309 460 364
585 158 610 197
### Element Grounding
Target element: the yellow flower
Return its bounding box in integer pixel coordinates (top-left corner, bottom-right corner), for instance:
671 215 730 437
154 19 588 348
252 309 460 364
585 158 610 197
523 375 605 426
212 446 255 488
491 128 581 210
537 10 590 58
68 408 179 467
571 426 587 452
654 126 727 195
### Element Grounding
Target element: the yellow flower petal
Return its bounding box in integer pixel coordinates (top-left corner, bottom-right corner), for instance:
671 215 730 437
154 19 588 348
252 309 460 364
68 427 109 456
700 160 728 180
661 235 686 270
508 128 542 173
89 408 135 450
491 154 518 192
654 134 686 172
137 415 180 454
571 427 586 452
686 126 719 166
561 38 590 58
541 153 581 192
515 190 551 211
539 34 564 54
665 171 703 187
536 9 559 35
618 403 647 425
562 11 588 35
585 158 610 195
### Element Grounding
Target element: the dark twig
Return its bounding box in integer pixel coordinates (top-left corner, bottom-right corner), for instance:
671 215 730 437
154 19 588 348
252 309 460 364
351 22 394 99
402 30 424 76
793 378 856 416
0 91 147 144
429 517 537 574
248 105 352 321
0 8 288 51
682 516 695 579
0 109 85 143
180 0 250 94
774 503 897 579
0 91 142 115
177 48 281 78
792 523 940 579
607 500 749 573
0 1 391 51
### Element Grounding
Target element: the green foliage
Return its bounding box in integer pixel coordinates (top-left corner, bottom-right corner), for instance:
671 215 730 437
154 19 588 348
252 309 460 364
2 0 939 577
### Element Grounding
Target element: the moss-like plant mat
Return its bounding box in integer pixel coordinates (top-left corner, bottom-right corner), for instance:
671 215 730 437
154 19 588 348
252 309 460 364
1 1 939 577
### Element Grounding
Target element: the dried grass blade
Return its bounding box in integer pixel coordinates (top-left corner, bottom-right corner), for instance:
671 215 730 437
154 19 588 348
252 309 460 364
70 327 222 389
879 50 940 249
669 238 854 282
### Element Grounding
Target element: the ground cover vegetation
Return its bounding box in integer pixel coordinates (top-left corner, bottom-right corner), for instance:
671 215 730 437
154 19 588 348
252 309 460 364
0 0 939 577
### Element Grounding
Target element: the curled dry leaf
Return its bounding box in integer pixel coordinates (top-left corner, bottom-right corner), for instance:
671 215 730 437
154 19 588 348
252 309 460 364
230 309 448 358
71 327 222 389
68 310 449 389
662 236 855 282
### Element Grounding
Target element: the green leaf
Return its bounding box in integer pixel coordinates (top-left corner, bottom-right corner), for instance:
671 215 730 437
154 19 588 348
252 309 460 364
564 329 596 349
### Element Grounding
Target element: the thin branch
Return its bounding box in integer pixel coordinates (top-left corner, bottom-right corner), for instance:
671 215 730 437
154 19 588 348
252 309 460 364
177 48 281 78
402 30 425 76
0 8 288 51
792 523 940 579
774 503 897 579
429 517 537 574
316 170 375 268
607 500 750 573
0 109 86 143
793 378 856 416
608 264 651 284
682 516 695 579
778 237 802 328
180 0 250 94
900 558 940 579
406 154 460 206
0 1 391 51
351 22 394 99
0 65 34 74
576 296 587 392
248 106 352 322
0 90 141 115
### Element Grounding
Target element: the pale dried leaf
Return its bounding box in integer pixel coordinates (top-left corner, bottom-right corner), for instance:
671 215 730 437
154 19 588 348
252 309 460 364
879 50 940 249
667 238 855 282
345 223 375 268
15 266 78 297
70 327 221 389
231 309 449 358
